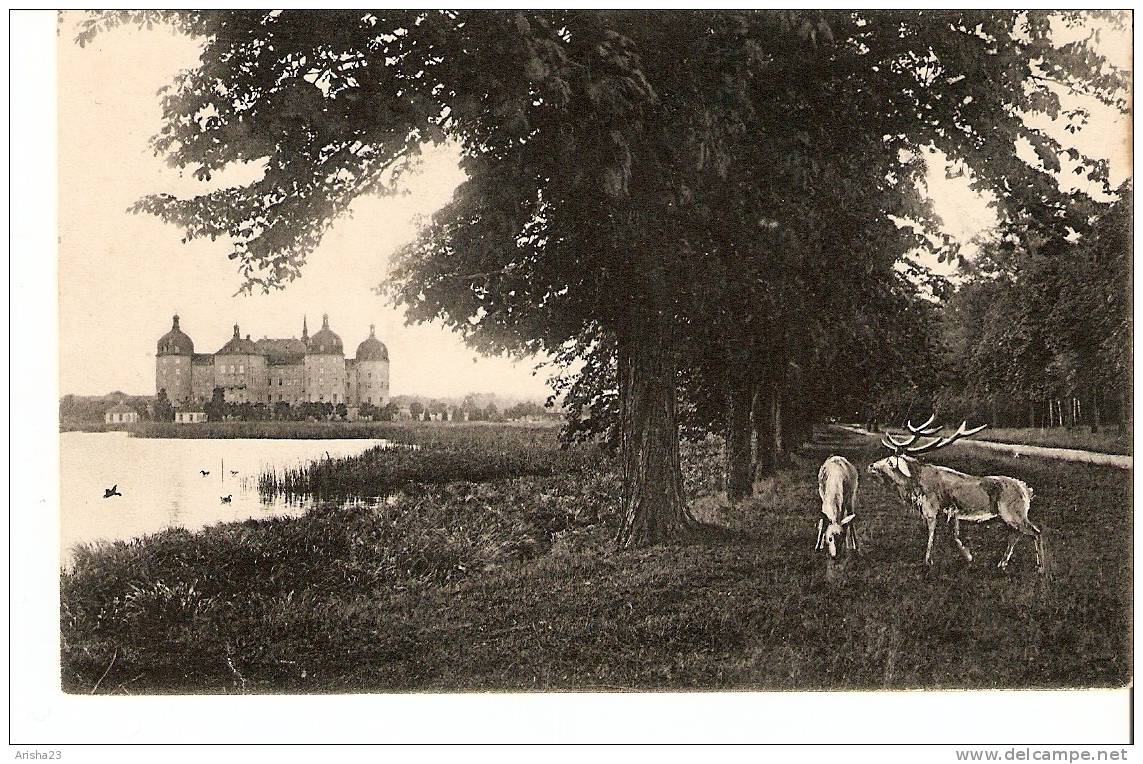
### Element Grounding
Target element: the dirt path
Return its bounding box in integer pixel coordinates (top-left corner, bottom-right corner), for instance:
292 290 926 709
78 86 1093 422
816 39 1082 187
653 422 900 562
836 425 1132 470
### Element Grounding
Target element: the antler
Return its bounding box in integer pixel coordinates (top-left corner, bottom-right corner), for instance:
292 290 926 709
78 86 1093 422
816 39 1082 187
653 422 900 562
881 417 987 456
881 430 922 450
906 414 942 436
904 421 987 455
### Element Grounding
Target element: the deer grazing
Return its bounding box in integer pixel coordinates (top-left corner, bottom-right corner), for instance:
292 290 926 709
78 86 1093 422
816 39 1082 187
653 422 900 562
816 456 859 559
867 416 1045 573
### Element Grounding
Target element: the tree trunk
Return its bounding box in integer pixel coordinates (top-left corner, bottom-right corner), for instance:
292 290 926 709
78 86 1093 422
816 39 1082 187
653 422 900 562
780 389 810 457
752 381 776 479
772 388 786 464
724 352 754 501
616 321 698 549
1092 387 1101 431
990 397 999 428
1028 401 1035 428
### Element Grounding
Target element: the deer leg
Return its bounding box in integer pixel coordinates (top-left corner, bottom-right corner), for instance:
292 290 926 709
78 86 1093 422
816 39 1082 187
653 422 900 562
951 516 973 563
1020 522 1044 573
998 528 1021 570
924 515 937 567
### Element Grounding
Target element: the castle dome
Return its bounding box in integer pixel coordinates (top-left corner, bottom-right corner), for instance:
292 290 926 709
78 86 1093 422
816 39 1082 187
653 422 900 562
308 313 343 355
157 314 194 355
355 324 389 362
217 323 259 355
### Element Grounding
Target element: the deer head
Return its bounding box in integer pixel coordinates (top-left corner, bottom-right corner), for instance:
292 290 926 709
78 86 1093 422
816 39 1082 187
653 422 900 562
869 415 987 480
816 512 856 558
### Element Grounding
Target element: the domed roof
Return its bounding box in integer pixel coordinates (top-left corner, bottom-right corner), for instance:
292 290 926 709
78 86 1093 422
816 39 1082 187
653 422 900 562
355 324 389 362
308 313 343 355
217 324 259 355
157 315 194 355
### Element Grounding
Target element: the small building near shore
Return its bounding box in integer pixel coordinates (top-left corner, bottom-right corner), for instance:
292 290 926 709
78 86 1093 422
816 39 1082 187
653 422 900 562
174 407 208 424
104 403 139 425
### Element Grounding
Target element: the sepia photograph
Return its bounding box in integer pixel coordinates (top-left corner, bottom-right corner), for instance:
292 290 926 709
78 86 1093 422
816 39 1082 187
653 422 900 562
11 6 1135 749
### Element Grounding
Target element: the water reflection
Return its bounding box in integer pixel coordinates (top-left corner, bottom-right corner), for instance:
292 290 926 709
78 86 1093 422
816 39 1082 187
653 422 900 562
60 432 387 565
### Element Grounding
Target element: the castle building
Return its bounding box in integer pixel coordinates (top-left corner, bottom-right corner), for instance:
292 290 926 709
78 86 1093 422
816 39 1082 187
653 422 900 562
156 314 390 407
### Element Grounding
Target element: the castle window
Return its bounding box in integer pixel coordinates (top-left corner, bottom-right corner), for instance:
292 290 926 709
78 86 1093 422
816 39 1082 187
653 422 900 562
239 364 244 374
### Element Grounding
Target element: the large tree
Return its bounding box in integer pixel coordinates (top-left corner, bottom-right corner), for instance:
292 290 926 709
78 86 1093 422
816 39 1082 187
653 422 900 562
79 10 1127 545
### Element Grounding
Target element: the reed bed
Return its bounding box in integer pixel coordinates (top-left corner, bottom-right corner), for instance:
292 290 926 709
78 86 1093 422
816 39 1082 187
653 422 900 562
257 431 605 500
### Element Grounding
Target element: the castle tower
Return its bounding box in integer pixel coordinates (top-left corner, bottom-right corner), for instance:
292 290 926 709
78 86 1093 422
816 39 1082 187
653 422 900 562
156 314 194 404
214 323 268 404
354 324 391 407
304 313 346 404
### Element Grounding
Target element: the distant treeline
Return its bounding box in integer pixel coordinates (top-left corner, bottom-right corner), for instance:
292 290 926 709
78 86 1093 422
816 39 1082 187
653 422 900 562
61 388 559 425
866 186 1132 432
59 393 151 426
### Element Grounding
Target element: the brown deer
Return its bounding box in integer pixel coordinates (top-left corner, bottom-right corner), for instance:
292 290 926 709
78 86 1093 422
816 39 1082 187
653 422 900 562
867 416 1045 573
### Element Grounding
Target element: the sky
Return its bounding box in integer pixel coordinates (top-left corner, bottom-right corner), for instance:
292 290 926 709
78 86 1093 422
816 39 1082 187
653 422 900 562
56 13 1131 397
57 16 553 399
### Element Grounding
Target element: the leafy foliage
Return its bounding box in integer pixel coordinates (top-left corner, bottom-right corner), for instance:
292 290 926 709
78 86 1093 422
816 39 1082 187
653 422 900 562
937 184 1131 426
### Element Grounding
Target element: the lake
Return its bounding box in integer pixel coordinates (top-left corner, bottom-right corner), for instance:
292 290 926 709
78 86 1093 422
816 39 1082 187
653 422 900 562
60 432 386 564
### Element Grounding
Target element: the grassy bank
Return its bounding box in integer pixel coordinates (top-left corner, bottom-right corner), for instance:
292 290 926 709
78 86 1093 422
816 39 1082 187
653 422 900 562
59 419 561 440
59 421 133 434
61 426 1130 693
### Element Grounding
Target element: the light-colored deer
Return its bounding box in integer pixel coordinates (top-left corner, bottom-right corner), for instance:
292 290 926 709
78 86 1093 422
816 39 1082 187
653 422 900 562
816 455 859 559
867 416 1045 573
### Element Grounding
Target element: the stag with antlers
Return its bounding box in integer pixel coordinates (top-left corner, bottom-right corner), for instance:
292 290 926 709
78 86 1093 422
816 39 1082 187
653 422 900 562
867 416 1045 573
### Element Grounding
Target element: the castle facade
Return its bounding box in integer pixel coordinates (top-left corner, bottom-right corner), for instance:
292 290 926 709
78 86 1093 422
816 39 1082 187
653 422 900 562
155 314 390 407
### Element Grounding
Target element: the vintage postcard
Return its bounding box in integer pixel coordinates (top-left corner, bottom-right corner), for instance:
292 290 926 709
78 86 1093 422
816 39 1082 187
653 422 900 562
13 8 1135 750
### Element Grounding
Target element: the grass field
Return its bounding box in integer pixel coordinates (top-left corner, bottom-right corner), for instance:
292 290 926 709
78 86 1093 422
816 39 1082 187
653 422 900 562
972 426 1132 455
873 424 1132 456
61 425 1130 693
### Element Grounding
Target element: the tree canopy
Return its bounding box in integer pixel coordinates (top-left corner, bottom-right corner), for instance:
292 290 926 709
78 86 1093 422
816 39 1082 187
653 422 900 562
79 10 1130 544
